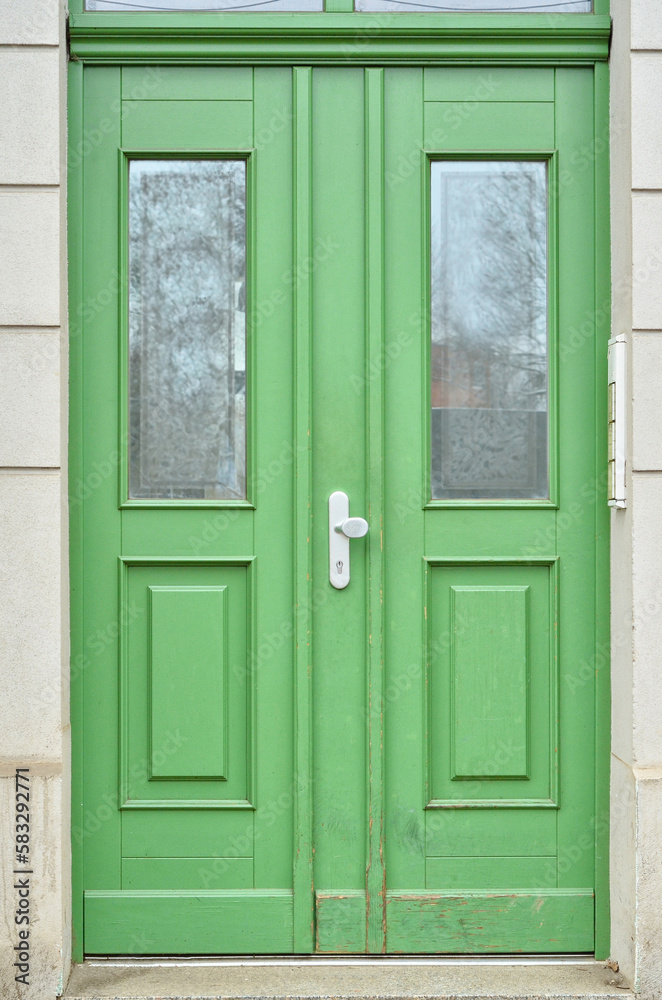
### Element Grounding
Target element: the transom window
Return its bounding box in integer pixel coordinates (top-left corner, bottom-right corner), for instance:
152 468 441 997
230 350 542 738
86 0 592 10
86 0 324 10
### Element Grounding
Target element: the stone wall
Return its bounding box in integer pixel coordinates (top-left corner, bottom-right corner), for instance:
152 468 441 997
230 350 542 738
610 0 662 994
0 2 70 997
0 0 661 996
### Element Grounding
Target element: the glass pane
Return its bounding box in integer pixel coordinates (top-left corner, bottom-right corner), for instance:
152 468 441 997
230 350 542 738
430 161 548 501
129 159 247 501
87 0 323 10
357 1 589 11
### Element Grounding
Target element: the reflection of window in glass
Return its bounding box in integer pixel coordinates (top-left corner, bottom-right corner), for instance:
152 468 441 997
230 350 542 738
357 1 589 11
87 0 323 10
129 159 247 501
430 161 548 501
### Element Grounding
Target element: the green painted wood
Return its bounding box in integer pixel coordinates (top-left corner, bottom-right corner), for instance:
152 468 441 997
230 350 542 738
424 101 554 151
122 857 253 889
122 65 253 100
84 890 294 954
553 68 600 908
68 14 611 65
424 67 554 103
121 563 250 807
80 69 124 907
149 586 228 780
72 55 609 956
426 857 556 890
121 100 254 149
382 66 427 898
311 68 369 940
385 891 595 953
316 893 368 953
249 65 298 900
429 563 556 807
365 66 387 955
593 57 612 963
121 511 254 551
73 66 300 955
381 66 604 954
450 586 529 781
292 64 315 954
122 809 254 858
426 809 557 858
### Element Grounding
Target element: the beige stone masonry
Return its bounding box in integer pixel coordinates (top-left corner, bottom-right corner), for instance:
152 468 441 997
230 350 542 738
0 775 65 1000
0 1 69 998
0 1 661 998
0 334 62 468
611 0 662 995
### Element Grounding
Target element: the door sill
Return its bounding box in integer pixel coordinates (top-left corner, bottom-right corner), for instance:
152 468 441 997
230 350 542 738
63 957 631 1000
83 953 596 965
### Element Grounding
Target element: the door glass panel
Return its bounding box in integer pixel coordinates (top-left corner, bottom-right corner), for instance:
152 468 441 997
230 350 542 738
128 159 247 501
430 160 548 501
357 1 589 11
87 0 323 10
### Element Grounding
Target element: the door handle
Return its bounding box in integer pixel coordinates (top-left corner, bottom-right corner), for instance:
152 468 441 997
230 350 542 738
329 491 369 590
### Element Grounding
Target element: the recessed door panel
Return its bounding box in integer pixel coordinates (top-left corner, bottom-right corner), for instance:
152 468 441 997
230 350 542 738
122 563 249 805
428 563 556 806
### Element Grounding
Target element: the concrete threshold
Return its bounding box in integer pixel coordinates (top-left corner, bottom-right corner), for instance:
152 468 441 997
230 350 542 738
62 957 633 1000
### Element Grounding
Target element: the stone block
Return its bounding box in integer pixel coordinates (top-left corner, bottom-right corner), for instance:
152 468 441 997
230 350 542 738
632 193 662 330
0 332 61 467
632 333 662 471
0 474 63 762
0 772 64 1000
634 768 662 998
0 192 61 327
632 0 662 52
610 755 636 989
631 54 662 191
0 0 59 45
0 48 60 186
631 474 662 766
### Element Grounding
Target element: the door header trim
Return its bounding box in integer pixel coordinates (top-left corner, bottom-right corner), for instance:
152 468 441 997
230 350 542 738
68 13 610 65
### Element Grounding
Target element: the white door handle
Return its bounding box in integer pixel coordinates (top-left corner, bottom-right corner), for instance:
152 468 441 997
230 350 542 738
329 491 369 590
335 516 369 538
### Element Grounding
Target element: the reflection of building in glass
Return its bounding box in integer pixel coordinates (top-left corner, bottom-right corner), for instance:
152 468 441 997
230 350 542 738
430 161 548 499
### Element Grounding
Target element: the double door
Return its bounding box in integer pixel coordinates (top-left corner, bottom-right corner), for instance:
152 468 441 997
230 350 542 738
72 63 605 954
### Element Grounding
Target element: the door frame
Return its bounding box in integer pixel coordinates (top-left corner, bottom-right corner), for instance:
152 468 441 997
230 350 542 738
68 3 612 961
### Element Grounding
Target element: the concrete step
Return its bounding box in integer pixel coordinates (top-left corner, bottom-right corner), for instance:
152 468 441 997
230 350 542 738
62 958 633 1000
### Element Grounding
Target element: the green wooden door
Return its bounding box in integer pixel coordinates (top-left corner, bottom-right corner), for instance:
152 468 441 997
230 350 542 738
382 67 605 954
71 63 608 956
73 66 304 954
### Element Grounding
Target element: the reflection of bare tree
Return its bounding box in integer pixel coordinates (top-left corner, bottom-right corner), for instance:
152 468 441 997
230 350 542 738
431 162 548 499
128 160 246 500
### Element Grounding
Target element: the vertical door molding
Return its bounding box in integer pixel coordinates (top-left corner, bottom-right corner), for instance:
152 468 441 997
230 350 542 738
364 66 387 953
292 65 315 952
